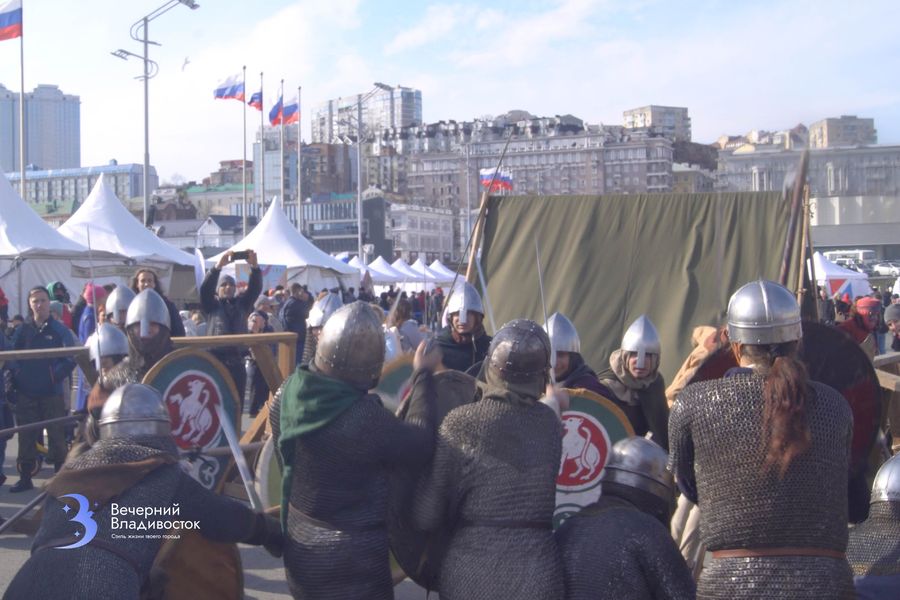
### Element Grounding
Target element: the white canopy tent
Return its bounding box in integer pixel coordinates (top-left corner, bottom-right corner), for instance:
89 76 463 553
429 259 459 281
412 257 452 284
393 257 441 292
59 174 196 267
348 255 397 285
0 174 129 314
209 199 357 291
368 256 405 282
809 251 872 299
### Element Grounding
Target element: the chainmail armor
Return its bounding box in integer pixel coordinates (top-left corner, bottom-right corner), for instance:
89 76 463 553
4 438 258 599
670 372 855 599
847 501 900 577
273 386 434 599
555 495 695 600
300 328 317 367
412 396 564 599
100 357 143 392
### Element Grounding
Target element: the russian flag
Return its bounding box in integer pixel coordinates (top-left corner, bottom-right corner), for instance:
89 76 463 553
213 74 244 101
269 95 283 126
479 167 513 191
0 0 22 42
282 97 300 125
248 90 262 111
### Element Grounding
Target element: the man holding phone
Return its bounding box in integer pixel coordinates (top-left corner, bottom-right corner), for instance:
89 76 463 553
200 249 263 409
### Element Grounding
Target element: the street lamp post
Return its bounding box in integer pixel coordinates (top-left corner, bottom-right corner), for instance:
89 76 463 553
112 0 199 227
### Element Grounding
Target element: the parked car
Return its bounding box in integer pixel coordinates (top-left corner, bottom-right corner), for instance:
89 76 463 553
873 262 900 277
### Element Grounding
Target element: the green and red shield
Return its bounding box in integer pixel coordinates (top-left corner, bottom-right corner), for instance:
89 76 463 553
555 388 634 528
143 347 241 492
374 354 415 413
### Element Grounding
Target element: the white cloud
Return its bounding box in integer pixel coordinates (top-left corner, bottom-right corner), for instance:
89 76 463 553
385 4 471 55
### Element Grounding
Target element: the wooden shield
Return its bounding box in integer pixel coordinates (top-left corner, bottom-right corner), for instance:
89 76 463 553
374 354 415 413
555 388 634 528
142 347 241 492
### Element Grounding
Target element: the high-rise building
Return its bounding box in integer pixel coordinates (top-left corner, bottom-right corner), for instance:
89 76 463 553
808 115 877 149
623 105 691 143
311 85 422 143
0 83 81 172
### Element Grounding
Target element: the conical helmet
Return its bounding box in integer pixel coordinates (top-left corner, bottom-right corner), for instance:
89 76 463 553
600 437 674 503
99 383 171 440
314 301 385 390
307 291 344 328
727 280 801 345
126 288 171 337
445 282 484 325
621 315 661 369
105 286 136 326
86 323 130 370
544 312 580 354
486 319 551 385
871 454 900 503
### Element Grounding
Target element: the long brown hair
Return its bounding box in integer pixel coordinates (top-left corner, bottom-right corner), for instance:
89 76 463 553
737 341 811 478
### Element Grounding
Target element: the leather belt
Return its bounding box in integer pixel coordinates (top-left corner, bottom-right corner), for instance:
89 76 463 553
711 546 846 560
459 518 551 530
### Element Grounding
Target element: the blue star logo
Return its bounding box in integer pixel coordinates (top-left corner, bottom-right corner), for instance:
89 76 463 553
62 505 71 513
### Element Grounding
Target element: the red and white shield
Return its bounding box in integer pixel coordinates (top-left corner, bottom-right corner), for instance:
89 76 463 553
162 370 223 450
557 412 612 492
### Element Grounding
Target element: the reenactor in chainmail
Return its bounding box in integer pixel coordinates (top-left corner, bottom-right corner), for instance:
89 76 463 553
4 384 282 599
434 282 492 374
597 315 670 450
669 280 855 599
80 289 175 450
544 312 607 396
270 301 436 599
847 454 900 599
412 318 564 600
555 437 695 600
298 290 343 367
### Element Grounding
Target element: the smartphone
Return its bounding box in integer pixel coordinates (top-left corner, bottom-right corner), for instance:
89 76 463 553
232 250 250 261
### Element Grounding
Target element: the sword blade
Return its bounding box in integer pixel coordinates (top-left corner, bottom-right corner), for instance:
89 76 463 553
214 402 264 511
534 240 556 385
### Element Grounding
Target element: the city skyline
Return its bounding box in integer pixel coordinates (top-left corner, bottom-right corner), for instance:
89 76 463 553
0 0 897 185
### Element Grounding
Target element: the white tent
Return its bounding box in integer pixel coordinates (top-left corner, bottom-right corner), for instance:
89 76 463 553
393 257 442 292
368 256 405 282
0 174 129 313
809 251 872 299
411 257 450 283
59 174 195 267
429 259 459 281
209 199 357 291
348 255 396 285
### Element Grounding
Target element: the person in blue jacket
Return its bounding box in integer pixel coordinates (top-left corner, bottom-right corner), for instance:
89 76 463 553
8 286 77 492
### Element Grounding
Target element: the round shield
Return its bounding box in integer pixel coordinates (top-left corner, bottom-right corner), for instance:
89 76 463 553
253 436 282 509
143 348 241 492
689 321 881 476
374 354 415 413
555 388 634 528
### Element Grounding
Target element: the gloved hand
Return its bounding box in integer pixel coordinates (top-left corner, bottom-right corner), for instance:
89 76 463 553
246 512 283 558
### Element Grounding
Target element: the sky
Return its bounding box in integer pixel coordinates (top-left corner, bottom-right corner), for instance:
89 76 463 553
1 0 898 185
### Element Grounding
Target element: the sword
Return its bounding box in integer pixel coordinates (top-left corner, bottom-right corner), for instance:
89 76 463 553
535 239 556 386
213 402 264 511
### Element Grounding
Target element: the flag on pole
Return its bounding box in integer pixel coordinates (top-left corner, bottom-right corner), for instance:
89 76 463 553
282 96 299 125
213 74 245 101
479 167 513 191
248 90 262 111
268 95 283 126
0 0 22 41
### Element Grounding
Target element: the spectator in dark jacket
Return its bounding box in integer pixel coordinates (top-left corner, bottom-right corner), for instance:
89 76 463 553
130 268 186 337
817 286 836 325
201 250 262 399
279 283 311 366
8 286 77 491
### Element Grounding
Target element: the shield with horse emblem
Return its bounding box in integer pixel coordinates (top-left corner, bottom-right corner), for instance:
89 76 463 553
143 347 241 492
555 388 634 528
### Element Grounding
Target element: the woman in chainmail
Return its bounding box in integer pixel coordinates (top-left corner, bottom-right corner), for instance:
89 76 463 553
669 280 855 599
412 319 564 599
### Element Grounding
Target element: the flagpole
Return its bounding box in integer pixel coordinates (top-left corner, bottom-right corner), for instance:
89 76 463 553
259 71 264 218
279 79 285 209
18 6 25 198
297 85 302 233
241 65 247 237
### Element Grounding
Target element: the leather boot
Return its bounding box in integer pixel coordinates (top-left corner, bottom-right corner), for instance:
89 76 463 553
9 474 33 493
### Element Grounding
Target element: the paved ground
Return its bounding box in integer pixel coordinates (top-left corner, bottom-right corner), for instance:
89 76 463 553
0 414 431 598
